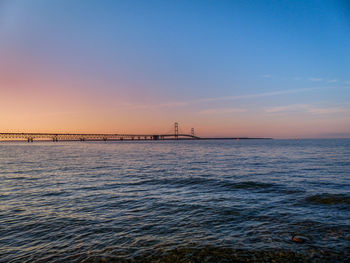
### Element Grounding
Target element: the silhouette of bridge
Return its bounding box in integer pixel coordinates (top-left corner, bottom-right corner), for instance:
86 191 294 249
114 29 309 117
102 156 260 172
0 123 200 142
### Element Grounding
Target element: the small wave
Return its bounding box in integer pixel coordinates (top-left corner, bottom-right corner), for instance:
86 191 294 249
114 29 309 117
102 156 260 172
304 193 350 206
42 191 68 197
129 177 219 187
220 180 305 195
68 245 349 263
220 181 275 190
130 178 303 196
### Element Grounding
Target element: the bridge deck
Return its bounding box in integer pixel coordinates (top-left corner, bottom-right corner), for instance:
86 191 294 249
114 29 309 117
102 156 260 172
0 132 200 141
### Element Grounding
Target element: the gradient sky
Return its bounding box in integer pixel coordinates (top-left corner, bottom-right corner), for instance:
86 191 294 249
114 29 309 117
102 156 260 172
1 0 350 138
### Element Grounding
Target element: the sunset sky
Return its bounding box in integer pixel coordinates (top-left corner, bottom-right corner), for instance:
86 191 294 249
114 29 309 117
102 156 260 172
1 0 350 138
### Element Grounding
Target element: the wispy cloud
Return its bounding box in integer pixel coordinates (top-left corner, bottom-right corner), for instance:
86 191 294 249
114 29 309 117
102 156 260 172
309 77 324 82
187 87 321 104
327 79 338 83
265 104 348 115
199 108 247 115
308 107 347 115
120 87 328 111
260 74 347 85
308 77 347 84
118 101 188 110
265 104 308 113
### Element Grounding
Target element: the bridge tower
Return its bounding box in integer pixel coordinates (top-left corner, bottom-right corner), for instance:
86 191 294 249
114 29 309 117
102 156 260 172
191 128 194 137
174 122 179 140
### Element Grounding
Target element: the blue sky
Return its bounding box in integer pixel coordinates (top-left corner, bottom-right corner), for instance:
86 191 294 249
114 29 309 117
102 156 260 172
1 0 349 137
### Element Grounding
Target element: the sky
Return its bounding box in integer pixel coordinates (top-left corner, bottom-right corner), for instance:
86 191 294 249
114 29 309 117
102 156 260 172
1 0 350 138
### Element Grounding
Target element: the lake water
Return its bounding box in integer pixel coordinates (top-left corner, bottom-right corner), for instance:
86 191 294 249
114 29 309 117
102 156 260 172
1 139 349 262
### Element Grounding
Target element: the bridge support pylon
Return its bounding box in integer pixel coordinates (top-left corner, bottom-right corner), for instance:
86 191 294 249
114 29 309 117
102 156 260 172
174 122 179 140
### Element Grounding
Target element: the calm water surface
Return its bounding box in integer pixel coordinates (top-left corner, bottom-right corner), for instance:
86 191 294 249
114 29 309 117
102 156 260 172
1 139 350 262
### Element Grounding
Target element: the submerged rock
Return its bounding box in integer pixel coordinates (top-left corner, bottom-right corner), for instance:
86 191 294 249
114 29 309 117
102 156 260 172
292 235 309 243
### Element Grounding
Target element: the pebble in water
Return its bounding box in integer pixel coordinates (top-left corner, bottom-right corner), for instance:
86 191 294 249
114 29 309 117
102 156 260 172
292 235 308 243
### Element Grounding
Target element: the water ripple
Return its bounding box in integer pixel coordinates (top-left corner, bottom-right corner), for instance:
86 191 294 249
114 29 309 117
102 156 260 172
0 139 349 262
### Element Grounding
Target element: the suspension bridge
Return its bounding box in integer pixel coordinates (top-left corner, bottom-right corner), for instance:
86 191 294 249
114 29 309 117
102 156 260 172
0 123 200 142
